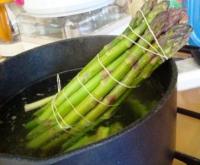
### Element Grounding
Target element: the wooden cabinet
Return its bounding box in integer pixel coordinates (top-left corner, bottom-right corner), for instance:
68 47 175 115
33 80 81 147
173 88 200 165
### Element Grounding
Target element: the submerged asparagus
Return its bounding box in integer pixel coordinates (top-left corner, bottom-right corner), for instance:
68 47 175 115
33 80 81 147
65 123 123 152
24 0 191 154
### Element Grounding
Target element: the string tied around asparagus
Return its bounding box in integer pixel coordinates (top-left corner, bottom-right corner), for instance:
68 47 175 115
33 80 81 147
96 8 168 90
51 74 93 132
121 9 168 61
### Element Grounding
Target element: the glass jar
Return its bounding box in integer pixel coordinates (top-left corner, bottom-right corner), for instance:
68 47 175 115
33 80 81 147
64 4 128 38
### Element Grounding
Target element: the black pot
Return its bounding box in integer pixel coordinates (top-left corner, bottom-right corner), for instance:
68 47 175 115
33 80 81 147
0 36 199 165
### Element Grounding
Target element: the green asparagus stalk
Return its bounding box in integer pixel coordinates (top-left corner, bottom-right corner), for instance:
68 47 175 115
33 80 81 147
66 136 90 152
109 122 123 136
28 5 178 134
62 25 191 153
41 91 131 151
66 125 111 152
26 21 190 150
64 96 153 152
25 1 168 130
63 97 151 152
133 25 192 85
26 11 170 147
65 122 123 152
24 0 191 155
33 3 179 121
125 99 148 119
24 95 54 112
26 54 130 139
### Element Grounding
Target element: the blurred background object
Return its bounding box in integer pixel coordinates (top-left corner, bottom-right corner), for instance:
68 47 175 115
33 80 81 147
0 0 130 57
169 0 183 8
0 1 13 43
167 0 200 47
184 0 200 46
0 0 200 55
127 0 144 17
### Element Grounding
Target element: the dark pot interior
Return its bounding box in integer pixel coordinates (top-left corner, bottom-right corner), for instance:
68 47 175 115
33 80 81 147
0 36 178 165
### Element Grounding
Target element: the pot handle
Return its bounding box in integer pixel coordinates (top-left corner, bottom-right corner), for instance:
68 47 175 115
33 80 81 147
173 107 200 165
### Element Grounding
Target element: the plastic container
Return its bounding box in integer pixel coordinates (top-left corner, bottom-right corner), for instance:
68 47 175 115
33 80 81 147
64 5 127 38
0 0 128 57
184 0 200 46
16 13 66 39
16 0 128 39
23 0 115 17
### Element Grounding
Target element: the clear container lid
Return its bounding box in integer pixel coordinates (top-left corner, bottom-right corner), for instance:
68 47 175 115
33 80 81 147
23 0 115 17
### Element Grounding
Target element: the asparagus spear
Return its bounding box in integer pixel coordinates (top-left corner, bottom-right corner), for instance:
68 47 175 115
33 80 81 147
25 1 168 130
26 5 173 138
39 91 131 151
66 125 111 152
26 20 189 150
42 25 190 151
61 25 191 153
25 9 167 139
26 54 130 139
24 1 191 154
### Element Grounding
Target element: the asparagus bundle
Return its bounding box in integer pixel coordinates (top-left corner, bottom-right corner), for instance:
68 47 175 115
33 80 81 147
24 0 191 153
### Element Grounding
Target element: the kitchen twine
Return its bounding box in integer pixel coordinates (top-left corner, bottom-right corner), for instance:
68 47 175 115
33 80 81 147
51 9 169 131
51 74 92 132
51 74 71 131
95 9 168 90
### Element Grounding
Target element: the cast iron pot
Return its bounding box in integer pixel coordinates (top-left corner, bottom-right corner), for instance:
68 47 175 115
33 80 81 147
0 36 199 165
